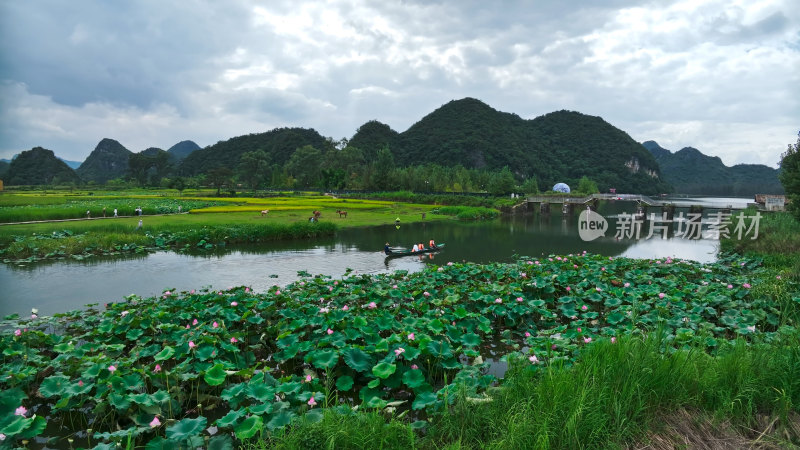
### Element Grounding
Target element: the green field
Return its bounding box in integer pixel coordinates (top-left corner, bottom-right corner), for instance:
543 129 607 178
0 191 452 262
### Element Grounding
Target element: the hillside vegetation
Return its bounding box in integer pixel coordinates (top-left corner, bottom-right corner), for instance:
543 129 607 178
643 140 783 196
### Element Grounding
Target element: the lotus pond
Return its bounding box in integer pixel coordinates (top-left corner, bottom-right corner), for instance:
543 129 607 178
0 252 792 449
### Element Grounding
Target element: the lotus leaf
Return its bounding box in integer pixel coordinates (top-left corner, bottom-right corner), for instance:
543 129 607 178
372 362 396 379
166 416 207 441
343 348 374 372
336 375 354 391
235 415 263 440
204 364 227 386
39 374 71 397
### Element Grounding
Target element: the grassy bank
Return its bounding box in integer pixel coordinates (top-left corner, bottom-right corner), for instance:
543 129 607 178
0 192 449 262
260 330 800 449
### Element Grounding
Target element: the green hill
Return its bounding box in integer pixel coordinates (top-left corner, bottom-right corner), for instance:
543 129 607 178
76 138 133 183
0 160 9 179
5 147 81 185
355 98 671 194
179 128 329 176
642 141 783 196
167 140 200 161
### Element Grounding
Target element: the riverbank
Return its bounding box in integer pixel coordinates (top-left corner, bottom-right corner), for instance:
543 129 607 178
0 192 452 263
2 252 797 448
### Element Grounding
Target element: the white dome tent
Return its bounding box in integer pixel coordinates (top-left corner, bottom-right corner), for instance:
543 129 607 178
552 183 570 193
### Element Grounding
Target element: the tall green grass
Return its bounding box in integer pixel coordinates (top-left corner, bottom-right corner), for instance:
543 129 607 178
0 222 337 261
255 329 800 449
433 206 500 220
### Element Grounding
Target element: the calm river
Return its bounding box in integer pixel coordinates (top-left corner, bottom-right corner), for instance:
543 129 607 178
1 198 732 317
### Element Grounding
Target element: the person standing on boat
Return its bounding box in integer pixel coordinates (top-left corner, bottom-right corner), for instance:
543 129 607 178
384 242 392 255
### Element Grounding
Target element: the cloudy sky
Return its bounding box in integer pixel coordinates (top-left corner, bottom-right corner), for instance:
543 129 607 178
1 0 798 167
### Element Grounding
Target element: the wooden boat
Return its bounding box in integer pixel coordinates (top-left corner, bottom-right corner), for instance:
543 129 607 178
384 243 445 259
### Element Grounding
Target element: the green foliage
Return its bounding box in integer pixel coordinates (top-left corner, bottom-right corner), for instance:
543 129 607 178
285 145 323 189
576 175 599 194
180 128 329 177
3 252 797 447
645 140 783 196
520 176 540 194
5 147 81 186
779 134 800 222
76 138 133 184
486 166 516 195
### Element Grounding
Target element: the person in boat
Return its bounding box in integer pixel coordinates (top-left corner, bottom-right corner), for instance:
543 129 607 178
412 244 419 252
418 243 425 251
384 242 392 255
429 239 438 249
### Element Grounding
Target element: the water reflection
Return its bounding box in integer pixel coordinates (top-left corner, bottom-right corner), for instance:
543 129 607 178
1 211 720 317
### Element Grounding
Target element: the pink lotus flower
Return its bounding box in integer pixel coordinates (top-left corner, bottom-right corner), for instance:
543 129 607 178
747 325 756 332
516 297 523 302
15 406 27 416
624 282 630 288
776 275 782 280
743 283 751 288
120 310 129 317
438 267 444 272
581 305 588 311
31 314 37 319
327 329 334 335
334 281 339 285
188 341 196 349
611 337 616 344
367 302 377 309
601 267 605 271
423 291 430 297
596 287 602 292
329 287 333 291
394 348 405 357
529 355 539 363
192 319 198 326
190 289 195 294
566 286 571 292
154 364 161 373
108 365 117 373
584 337 592 343
319 307 330 313
577 327 582 333
308 396 317 407
305 375 312 382
520 272 527 278
495 298 502 304
551 344 557 350
230 301 238 306
574 264 578 268
727 284 733 289
14 329 21 336
408 333 415 340
535 261 540 265
150 416 161 427
342 305 349 311
0 433 6 441
658 293 665 299
276 290 281 295
447 262 454 266
527 260 533 265
213 321 219 328
78 380 84 386
411 364 419 369
230 337 238 343
245 287 250 293
185 324 190 329
525 331 531 337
